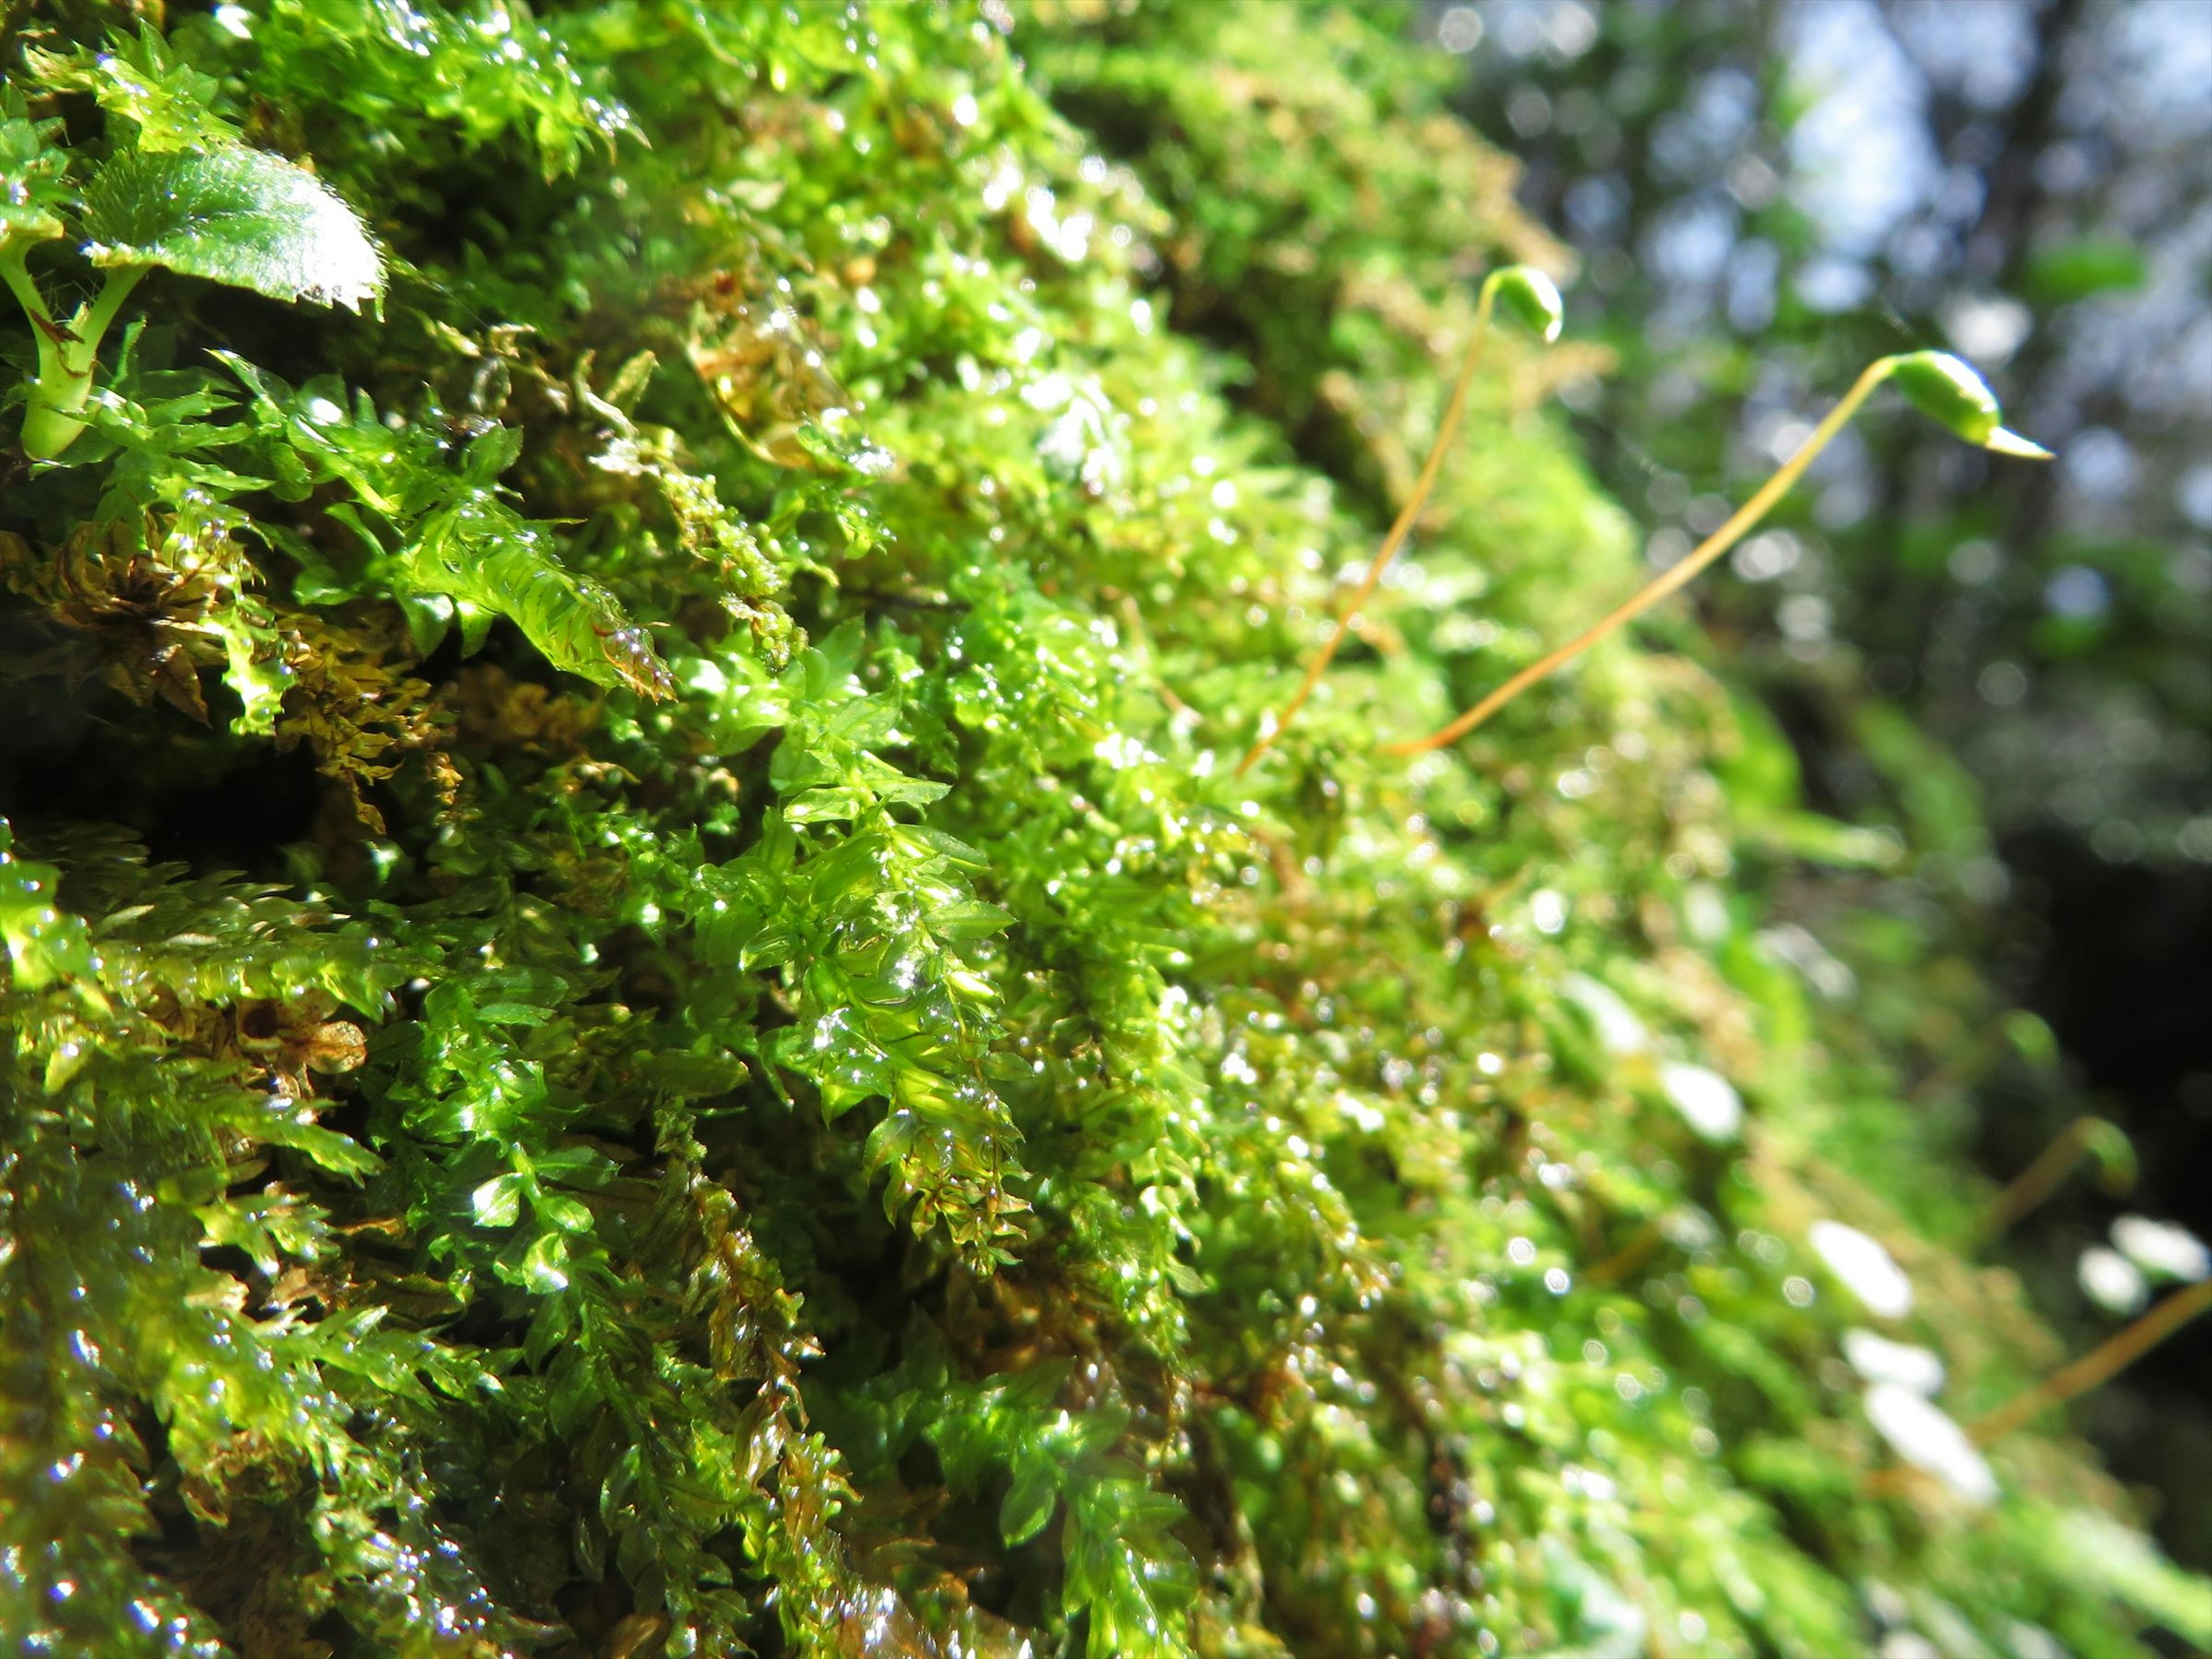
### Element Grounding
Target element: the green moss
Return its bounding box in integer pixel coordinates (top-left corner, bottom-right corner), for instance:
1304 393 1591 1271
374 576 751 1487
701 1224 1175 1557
0 3 2200 1656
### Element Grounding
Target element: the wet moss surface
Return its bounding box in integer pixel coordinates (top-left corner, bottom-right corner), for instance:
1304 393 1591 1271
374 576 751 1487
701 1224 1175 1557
0 3 2205 1656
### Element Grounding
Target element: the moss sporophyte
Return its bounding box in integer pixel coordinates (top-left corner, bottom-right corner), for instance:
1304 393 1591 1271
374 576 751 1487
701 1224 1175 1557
2 5 2208 1658
1243 290 2048 765
1385 350 2049 755
1240 264 1562 773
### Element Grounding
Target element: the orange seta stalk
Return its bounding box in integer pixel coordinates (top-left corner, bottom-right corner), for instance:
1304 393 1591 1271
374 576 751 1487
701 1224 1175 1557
1970 1277 2212 1446
1384 357 1897 757
1977 1113 2129 1241
1236 283 1502 776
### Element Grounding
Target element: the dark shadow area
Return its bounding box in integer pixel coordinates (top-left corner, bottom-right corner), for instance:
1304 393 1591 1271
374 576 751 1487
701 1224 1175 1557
1989 829 2212 1565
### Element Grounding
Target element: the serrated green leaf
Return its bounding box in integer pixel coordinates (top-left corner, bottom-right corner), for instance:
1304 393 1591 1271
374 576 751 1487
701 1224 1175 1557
536 1193 596 1233
517 1230 572 1294
460 423 524 486
29 28 237 154
80 146 384 310
784 786 869 824
1000 1456 1060 1547
0 828 103 999
475 1001 554 1025
396 496 674 698
215 609 293 738
0 104 72 247
263 1120 382 1180
926 900 1014 940
642 1050 749 1097
472 1173 524 1229
892 825 991 869
737 925 797 971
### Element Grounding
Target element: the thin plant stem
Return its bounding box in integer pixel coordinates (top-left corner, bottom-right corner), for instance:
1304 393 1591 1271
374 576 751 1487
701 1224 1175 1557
77 264 147 361
1584 1222 1664 1286
1236 281 1499 775
20 263 147 460
1385 357 1897 757
1977 1115 2122 1240
1969 1277 2212 1446
0 244 64 388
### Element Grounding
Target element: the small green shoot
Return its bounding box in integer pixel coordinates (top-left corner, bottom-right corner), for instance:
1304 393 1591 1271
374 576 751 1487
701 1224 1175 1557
1237 264 1563 773
0 38 381 461
1387 350 2051 756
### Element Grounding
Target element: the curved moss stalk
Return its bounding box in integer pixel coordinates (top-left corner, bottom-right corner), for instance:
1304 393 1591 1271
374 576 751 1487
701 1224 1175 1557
1237 266 1562 775
1385 351 2050 757
1971 1278 2212 1445
1978 1113 2134 1241
3 253 148 460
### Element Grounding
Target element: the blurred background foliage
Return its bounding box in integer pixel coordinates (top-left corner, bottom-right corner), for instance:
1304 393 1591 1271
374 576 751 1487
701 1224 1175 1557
1419 0 2212 1568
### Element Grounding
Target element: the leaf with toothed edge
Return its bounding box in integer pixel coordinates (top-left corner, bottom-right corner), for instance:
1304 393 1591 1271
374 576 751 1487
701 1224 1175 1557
0 102 71 248
214 353 673 699
27 28 237 156
397 493 676 700
79 146 384 310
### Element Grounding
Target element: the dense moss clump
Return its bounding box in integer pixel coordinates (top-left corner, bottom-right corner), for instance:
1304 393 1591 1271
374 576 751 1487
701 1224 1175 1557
1 3 2205 1656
